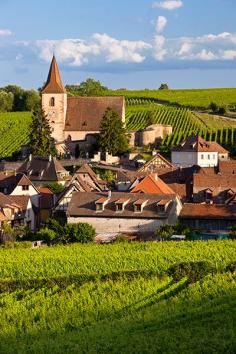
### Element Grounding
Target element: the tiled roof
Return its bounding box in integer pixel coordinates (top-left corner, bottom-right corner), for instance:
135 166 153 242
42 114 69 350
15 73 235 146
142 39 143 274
68 191 176 219
180 203 236 220
131 174 175 195
64 96 124 132
0 173 34 194
10 195 30 211
218 160 236 174
193 173 236 189
42 55 66 94
172 134 228 153
0 193 21 209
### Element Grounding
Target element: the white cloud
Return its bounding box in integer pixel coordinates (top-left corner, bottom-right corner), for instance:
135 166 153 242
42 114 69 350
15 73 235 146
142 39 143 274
0 29 12 37
153 35 168 60
152 1 183 10
221 50 236 60
155 16 167 33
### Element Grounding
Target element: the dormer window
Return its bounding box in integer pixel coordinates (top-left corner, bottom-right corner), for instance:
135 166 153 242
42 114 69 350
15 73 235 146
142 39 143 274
134 199 148 213
157 200 170 213
95 197 110 212
50 97 55 106
115 198 129 212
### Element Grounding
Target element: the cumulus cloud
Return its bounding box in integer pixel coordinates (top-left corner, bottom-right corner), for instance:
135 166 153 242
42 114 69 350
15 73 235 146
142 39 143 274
0 29 12 37
153 35 167 60
152 0 183 10
36 34 151 66
155 16 167 33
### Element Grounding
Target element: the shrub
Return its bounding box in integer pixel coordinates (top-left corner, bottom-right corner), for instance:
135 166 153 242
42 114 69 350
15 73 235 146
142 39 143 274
114 234 129 243
209 102 219 113
1 241 32 249
36 228 57 245
168 261 215 283
64 223 96 243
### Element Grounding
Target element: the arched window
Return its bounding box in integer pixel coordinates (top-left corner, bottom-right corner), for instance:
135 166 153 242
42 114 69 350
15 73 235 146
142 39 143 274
49 97 55 106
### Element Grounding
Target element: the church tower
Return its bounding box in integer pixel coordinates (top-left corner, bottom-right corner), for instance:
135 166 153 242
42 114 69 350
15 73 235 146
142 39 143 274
41 55 67 143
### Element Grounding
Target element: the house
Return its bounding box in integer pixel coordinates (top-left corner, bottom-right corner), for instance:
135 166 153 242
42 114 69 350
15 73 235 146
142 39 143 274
179 203 236 231
17 155 70 186
53 183 81 219
41 55 125 152
70 164 107 191
0 193 35 232
171 134 229 168
138 153 174 173
38 187 55 223
67 191 182 235
130 173 176 195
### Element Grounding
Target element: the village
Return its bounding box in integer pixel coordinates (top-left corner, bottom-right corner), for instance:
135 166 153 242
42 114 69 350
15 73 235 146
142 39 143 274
0 57 235 245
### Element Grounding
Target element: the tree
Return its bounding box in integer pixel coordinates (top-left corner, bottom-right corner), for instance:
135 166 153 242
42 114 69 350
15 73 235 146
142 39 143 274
0 91 14 112
23 90 40 111
159 83 169 90
99 108 130 155
209 102 219 113
29 107 57 157
156 224 174 240
66 79 108 96
36 228 57 245
4 85 25 111
45 182 64 194
64 223 96 243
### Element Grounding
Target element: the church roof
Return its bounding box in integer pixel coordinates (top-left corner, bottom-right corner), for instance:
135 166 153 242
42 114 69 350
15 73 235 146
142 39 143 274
64 96 124 132
42 55 66 94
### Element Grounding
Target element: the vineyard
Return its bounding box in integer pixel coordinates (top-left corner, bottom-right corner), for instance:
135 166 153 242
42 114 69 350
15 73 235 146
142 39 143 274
0 241 235 354
125 100 236 149
110 88 236 110
0 112 31 159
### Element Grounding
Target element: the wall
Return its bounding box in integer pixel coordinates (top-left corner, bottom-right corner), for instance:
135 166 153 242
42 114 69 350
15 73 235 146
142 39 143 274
171 151 198 168
42 93 67 142
11 185 40 207
197 152 218 167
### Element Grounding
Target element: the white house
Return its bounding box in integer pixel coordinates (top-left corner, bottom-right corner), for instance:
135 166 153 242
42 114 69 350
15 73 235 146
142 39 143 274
171 134 229 168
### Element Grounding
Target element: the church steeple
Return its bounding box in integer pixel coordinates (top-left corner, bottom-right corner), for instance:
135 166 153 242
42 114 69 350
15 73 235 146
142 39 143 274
42 55 66 94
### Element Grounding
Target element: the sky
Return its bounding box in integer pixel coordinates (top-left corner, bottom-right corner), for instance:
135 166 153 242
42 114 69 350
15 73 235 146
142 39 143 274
0 0 236 89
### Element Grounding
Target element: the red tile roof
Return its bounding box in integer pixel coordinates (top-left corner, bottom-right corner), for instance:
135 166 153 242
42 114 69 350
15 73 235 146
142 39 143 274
131 174 175 195
42 55 66 94
172 134 228 153
64 96 124 132
180 203 236 220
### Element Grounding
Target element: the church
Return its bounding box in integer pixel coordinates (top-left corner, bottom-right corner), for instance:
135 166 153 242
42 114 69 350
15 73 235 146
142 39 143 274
41 56 125 153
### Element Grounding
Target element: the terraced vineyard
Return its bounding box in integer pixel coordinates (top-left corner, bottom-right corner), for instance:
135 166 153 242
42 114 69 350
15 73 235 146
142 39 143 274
0 242 235 354
0 112 32 159
126 100 236 149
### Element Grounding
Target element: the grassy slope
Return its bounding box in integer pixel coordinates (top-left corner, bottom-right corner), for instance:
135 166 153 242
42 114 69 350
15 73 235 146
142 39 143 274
0 242 235 354
0 112 31 159
109 88 236 109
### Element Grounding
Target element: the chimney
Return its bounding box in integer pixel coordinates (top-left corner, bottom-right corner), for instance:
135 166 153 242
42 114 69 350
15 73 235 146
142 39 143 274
155 173 158 181
108 190 112 198
29 154 32 161
49 155 52 162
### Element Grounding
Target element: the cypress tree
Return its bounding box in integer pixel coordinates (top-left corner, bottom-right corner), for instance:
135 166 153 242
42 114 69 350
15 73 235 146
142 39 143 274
29 107 56 157
99 108 129 155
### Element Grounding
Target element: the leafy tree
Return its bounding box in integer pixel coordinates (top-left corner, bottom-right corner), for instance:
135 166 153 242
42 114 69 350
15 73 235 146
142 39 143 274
36 228 57 245
218 105 228 115
3 85 25 111
159 83 169 90
156 225 174 240
99 108 129 155
29 107 57 157
45 182 64 194
0 91 14 112
209 102 219 113
66 79 108 96
23 90 40 111
64 223 96 243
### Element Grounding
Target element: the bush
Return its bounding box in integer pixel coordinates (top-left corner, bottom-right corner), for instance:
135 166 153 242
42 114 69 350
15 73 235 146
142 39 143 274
36 228 57 245
225 261 236 273
64 223 96 243
1 241 32 249
168 261 215 283
209 102 219 113
114 234 129 243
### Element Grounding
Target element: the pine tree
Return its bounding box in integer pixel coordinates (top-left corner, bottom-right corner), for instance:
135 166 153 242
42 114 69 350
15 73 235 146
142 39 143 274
99 108 129 155
29 107 56 157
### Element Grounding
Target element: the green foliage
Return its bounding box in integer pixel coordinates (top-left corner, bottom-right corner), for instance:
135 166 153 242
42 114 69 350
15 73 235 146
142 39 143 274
168 261 215 283
3 85 40 111
0 242 235 354
36 228 57 244
0 90 14 112
64 223 96 243
209 101 219 113
0 241 32 249
99 107 129 155
45 182 64 194
29 107 56 157
156 224 174 240
159 83 169 90
66 78 108 96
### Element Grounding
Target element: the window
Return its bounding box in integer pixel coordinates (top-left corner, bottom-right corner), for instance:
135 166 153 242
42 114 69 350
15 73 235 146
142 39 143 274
116 203 123 212
213 154 215 159
96 203 103 212
201 154 204 160
49 97 55 106
135 205 142 212
158 205 165 213
208 154 210 160
22 185 29 191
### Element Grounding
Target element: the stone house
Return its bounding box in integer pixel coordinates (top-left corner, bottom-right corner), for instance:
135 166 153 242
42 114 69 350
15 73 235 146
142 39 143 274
129 124 172 147
67 191 182 236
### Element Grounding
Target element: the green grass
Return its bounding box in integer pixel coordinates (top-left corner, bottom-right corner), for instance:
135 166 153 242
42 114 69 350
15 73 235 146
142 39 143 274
0 241 235 354
110 88 236 110
0 112 32 159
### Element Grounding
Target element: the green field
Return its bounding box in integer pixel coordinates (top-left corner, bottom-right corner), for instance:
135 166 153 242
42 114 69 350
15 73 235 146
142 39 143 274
0 112 31 159
0 241 235 354
110 88 236 110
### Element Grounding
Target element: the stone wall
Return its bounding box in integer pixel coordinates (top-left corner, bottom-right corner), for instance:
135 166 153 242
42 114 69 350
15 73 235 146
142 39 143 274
129 124 172 147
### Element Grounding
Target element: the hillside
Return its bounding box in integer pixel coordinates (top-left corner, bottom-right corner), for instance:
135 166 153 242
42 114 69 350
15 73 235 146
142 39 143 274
0 112 31 159
109 88 236 110
0 242 235 354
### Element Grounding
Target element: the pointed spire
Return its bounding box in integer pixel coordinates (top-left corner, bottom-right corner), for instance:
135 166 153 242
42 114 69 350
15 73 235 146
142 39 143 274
42 55 66 94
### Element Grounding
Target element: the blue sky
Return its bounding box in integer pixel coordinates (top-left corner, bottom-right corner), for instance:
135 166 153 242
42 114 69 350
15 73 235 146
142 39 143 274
0 0 236 89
